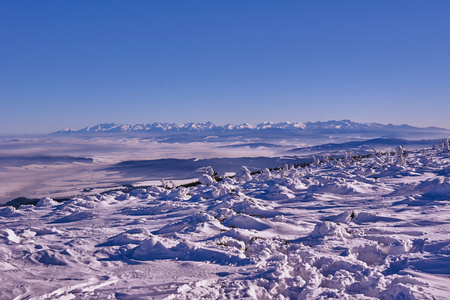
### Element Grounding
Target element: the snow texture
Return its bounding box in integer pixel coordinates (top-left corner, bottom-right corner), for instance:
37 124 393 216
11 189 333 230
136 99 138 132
1 146 450 299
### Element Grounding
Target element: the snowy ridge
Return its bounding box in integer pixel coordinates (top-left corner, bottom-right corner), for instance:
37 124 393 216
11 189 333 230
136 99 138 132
54 121 303 133
53 120 446 135
1 146 450 298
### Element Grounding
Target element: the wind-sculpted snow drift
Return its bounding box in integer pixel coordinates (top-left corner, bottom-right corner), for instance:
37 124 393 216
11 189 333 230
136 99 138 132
1 146 450 299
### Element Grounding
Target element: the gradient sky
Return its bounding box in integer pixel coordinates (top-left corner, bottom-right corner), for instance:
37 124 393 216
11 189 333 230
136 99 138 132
1 1 450 134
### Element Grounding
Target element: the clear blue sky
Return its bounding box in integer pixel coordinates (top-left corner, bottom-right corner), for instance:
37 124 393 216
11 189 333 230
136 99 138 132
1 1 449 134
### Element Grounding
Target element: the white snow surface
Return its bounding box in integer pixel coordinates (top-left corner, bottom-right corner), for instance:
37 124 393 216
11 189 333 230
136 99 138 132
1 148 450 299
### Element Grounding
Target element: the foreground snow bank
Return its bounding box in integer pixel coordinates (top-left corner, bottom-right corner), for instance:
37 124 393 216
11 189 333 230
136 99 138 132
1 147 450 299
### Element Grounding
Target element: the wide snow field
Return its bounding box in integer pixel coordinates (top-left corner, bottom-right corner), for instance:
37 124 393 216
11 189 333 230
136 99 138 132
1 147 450 299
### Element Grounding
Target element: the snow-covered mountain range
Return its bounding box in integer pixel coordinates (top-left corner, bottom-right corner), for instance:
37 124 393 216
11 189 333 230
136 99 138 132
54 120 447 135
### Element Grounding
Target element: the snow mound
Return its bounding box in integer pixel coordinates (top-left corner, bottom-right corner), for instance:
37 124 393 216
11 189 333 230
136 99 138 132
0 206 16 217
51 210 96 223
235 166 252 181
99 228 153 246
36 197 59 207
131 238 181 260
199 174 216 185
310 221 351 239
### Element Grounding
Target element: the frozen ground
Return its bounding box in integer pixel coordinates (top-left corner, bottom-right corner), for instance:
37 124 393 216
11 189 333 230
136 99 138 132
1 143 450 299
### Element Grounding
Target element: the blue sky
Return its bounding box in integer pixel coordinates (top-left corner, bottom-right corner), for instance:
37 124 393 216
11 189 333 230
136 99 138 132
1 1 450 134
